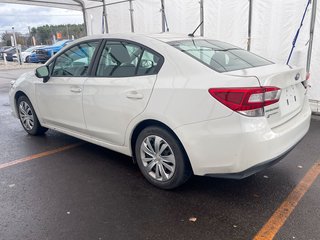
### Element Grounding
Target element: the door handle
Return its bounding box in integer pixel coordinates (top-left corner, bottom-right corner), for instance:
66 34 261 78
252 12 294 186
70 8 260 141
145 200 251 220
70 87 82 93
126 91 144 99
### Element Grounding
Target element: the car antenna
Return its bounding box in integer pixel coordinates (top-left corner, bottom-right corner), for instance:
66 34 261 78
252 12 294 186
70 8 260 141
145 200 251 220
188 21 203 37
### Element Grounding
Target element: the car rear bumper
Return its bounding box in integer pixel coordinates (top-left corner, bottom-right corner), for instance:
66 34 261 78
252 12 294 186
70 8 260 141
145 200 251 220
204 138 301 179
174 96 311 177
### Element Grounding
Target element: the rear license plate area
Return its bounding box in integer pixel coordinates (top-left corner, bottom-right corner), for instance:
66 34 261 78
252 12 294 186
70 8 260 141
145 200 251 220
280 84 300 115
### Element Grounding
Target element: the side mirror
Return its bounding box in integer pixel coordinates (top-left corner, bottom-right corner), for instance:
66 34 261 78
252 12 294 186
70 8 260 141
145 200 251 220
35 66 50 83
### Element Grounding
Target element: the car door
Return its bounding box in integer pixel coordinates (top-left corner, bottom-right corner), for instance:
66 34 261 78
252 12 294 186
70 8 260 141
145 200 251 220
35 41 100 133
82 40 163 146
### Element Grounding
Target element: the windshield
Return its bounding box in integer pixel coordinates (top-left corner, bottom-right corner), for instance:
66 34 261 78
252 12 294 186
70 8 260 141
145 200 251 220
25 46 38 52
168 39 273 72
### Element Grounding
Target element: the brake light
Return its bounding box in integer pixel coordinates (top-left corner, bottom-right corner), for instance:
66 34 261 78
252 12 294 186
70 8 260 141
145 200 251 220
208 87 281 117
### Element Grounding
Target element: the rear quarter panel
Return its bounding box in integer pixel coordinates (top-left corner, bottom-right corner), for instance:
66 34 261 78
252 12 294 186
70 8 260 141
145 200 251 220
124 37 261 148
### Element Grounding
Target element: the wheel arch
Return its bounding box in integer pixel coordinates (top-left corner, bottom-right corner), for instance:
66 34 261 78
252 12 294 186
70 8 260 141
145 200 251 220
15 90 40 115
130 119 192 171
15 90 27 101
14 90 28 112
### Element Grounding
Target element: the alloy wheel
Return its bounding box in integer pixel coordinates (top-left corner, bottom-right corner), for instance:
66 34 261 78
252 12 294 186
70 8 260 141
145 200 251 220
19 101 34 131
140 135 176 181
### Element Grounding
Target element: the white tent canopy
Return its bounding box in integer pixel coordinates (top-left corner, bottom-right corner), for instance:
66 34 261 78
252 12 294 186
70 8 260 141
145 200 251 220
0 0 83 10
1 0 320 111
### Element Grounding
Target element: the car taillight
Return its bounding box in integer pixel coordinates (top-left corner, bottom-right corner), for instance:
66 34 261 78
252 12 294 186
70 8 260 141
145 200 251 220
208 87 281 117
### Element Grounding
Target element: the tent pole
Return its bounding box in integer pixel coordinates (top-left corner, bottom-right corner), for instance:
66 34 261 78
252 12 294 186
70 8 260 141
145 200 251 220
129 0 134 32
247 0 253 51
82 10 88 36
73 0 88 35
12 27 21 65
102 0 109 33
161 0 165 32
200 0 204 36
307 0 317 74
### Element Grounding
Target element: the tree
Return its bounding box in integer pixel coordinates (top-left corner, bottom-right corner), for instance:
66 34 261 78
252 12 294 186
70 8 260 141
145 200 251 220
36 25 52 45
1 32 12 46
31 23 85 45
1 31 27 46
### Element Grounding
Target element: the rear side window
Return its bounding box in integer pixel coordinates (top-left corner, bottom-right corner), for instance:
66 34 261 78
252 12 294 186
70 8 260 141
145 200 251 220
168 40 272 72
96 41 162 77
137 50 161 75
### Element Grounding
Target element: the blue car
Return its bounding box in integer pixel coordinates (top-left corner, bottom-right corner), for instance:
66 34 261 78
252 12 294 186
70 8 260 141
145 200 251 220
29 40 73 63
28 51 41 63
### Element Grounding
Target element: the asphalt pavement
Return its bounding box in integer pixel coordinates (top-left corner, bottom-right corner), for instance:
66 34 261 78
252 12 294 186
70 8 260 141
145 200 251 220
0 68 319 240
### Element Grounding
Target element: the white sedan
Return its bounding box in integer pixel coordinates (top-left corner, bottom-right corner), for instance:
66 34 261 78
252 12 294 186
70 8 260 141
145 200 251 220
12 45 44 63
9 33 311 189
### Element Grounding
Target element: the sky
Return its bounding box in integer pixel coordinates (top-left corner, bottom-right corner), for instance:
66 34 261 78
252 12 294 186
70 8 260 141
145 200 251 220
0 3 83 34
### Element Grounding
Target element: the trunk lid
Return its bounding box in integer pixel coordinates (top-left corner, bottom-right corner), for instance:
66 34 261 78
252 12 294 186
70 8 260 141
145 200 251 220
226 64 307 128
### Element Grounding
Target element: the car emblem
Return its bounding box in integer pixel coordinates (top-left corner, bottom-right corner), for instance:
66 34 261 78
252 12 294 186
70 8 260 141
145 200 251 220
295 73 300 81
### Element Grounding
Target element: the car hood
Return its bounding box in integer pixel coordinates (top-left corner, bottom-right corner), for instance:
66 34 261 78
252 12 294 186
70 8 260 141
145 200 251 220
14 71 36 86
20 71 35 79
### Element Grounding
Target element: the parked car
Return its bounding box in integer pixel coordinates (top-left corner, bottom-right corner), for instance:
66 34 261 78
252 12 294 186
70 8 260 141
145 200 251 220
2 46 27 61
0 46 12 60
13 46 45 63
9 33 311 189
2 47 16 61
28 50 41 63
30 40 72 63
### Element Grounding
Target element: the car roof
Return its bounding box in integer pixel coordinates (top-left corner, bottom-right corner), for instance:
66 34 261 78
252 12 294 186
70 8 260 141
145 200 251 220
75 33 204 44
148 33 204 42
5 47 15 51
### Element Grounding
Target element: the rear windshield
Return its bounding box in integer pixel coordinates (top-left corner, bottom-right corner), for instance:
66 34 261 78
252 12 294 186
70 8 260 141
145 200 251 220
168 40 273 72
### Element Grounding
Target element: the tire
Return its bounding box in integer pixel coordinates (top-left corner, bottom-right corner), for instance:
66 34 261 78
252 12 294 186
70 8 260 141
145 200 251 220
135 126 192 189
25 56 30 63
17 95 48 135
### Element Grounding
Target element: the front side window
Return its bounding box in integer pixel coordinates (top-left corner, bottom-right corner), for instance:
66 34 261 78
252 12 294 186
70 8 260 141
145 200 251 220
96 41 162 77
168 40 272 72
51 41 99 77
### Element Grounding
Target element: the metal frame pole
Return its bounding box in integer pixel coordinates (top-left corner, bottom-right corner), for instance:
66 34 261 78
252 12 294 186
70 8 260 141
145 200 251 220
3 53 7 66
12 27 21 65
161 0 165 32
200 0 204 36
28 26 31 46
82 10 88 35
247 0 253 51
129 0 134 32
90 14 94 35
102 0 109 33
307 0 317 74
73 0 88 36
